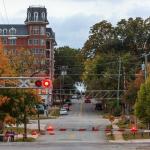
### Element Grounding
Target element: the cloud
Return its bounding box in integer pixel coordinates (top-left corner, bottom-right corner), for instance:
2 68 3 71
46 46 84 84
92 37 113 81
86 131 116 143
49 14 100 48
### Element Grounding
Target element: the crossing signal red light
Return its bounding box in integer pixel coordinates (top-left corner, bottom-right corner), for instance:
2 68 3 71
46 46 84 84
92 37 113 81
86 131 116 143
130 127 137 133
42 79 52 88
35 79 52 88
35 80 42 87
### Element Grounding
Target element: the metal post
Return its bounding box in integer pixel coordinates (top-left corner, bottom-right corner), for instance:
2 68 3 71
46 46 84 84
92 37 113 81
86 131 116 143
37 110 40 132
144 54 148 80
117 57 121 108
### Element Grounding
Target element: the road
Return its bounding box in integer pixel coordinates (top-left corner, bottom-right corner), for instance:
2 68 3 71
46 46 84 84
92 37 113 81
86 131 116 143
0 98 150 150
37 98 110 143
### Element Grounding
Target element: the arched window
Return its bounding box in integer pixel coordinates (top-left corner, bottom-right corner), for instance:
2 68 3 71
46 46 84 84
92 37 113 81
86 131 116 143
34 12 38 21
9 28 16 35
0 29 2 35
41 12 45 20
3 29 7 35
28 12 31 21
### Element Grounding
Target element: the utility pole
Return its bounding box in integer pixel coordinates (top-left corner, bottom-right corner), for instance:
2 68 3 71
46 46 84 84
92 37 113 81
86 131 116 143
117 57 121 108
142 53 150 80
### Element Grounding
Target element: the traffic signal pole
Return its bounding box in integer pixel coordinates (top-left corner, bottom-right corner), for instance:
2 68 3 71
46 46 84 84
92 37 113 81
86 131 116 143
117 57 121 108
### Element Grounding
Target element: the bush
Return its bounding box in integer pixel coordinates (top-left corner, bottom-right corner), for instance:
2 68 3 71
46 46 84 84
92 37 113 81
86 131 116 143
49 107 60 117
113 106 121 116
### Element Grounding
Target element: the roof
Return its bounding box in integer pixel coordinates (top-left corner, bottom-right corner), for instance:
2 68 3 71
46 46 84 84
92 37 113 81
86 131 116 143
0 24 28 35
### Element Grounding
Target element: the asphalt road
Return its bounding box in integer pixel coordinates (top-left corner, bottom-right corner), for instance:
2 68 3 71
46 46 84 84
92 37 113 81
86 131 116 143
0 98 150 150
37 98 110 143
0 142 150 150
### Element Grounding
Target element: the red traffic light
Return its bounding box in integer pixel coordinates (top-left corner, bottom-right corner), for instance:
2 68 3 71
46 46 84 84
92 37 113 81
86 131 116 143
42 79 52 88
130 127 137 133
35 80 42 87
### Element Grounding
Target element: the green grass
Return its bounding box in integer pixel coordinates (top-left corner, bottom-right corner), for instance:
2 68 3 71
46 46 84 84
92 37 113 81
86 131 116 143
123 132 150 140
3 127 33 134
15 137 36 142
106 133 115 140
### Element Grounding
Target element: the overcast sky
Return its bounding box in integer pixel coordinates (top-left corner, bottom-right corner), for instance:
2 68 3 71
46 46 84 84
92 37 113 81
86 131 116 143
1 0 150 48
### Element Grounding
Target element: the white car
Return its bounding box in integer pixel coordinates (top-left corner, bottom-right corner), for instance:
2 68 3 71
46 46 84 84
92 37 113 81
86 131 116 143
60 108 68 115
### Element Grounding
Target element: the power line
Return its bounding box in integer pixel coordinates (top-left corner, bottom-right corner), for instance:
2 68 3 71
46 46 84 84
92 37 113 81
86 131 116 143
2 0 9 24
0 0 5 23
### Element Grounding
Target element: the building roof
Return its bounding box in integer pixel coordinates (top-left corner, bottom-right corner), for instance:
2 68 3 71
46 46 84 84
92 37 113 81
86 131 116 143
0 24 28 35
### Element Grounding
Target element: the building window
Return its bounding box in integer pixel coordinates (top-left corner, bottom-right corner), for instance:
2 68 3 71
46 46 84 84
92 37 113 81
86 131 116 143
9 28 16 35
40 27 45 35
34 12 38 21
9 39 16 45
33 39 39 45
31 26 40 35
2 38 7 44
40 39 45 46
0 29 2 35
28 12 31 21
28 39 32 45
31 48 44 55
3 29 7 35
41 12 45 20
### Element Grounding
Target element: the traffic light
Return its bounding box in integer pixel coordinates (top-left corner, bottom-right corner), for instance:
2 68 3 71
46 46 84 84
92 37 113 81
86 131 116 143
130 126 137 133
35 80 42 87
35 79 52 88
42 79 52 88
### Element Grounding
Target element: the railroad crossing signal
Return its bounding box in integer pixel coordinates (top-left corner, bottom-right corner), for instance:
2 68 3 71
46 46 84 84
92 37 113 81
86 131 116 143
19 79 30 87
35 79 52 88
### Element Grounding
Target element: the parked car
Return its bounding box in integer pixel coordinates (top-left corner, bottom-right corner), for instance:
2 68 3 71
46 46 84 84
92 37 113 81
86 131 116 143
84 99 91 103
84 96 91 103
63 104 70 111
64 99 72 106
60 108 68 115
36 104 45 114
95 103 102 110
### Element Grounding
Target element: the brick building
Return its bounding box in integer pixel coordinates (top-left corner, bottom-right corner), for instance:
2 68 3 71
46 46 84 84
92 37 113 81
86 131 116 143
0 6 56 105
0 6 56 79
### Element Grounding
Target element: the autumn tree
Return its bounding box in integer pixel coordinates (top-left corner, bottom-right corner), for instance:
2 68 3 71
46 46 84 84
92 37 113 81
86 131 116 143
135 77 150 130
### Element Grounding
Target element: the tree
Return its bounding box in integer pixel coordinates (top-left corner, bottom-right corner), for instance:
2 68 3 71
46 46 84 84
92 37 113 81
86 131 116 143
7 48 35 76
135 77 150 129
0 39 14 76
54 46 84 97
82 20 115 58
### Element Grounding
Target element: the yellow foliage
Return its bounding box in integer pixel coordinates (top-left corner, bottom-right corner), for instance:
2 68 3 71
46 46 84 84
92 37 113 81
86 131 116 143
0 96 10 106
0 38 15 76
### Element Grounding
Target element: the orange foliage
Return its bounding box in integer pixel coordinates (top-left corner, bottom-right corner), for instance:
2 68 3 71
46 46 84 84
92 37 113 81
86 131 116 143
134 70 144 89
0 96 10 106
4 114 16 125
0 38 14 76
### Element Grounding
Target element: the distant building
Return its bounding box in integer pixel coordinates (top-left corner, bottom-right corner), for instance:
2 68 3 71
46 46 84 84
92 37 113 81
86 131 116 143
0 6 56 106
0 6 56 79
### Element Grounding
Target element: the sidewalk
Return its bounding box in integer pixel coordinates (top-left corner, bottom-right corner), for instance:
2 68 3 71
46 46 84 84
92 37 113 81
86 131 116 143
112 119 123 140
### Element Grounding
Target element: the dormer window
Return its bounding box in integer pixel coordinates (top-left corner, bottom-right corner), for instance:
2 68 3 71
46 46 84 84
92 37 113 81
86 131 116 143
34 12 38 21
28 12 31 21
3 29 7 35
41 12 45 20
0 29 2 35
9 28 16 35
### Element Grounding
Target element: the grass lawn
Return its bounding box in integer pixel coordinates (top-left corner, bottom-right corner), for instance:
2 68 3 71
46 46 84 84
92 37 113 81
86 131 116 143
15 137 36 142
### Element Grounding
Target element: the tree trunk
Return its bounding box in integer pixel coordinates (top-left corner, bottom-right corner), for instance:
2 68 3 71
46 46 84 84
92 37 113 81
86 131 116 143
23 109 27 140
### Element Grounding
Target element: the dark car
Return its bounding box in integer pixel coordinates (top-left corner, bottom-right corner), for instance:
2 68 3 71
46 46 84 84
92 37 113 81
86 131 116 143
95 103 102 111
36 104 45 114
84 99 91 103
64 99 72 106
